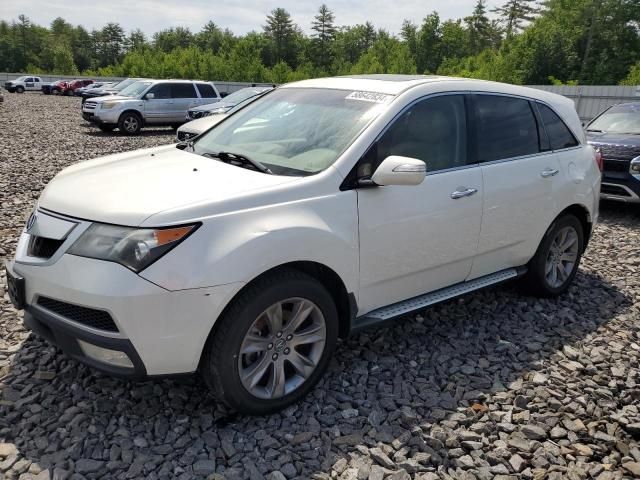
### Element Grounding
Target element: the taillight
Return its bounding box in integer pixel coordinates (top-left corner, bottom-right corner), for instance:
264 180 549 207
594 148 603 172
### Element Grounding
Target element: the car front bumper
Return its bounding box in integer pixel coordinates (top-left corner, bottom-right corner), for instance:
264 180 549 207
600 172 640 203
82 107 122 124
8 214 242 378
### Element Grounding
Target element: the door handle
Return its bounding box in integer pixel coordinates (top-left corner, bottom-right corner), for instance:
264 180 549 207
450 187 478 199
540 168 559 178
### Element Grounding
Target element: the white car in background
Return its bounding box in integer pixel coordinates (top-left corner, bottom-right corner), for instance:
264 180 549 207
6 75 600 414
4 76 42 93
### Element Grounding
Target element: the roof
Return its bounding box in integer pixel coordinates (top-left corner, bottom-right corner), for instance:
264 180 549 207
282 74 464 95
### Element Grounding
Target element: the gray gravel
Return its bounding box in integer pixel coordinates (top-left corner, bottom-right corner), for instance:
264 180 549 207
1 92 640 480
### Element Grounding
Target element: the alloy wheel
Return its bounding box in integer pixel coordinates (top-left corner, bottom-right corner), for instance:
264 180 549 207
545 226 579 288
123 116 139 133
238 297 326 400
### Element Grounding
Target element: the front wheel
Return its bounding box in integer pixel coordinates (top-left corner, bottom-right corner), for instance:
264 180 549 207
118 112 142 135
521 214 584 297
15 86 24 93
201 269 338 414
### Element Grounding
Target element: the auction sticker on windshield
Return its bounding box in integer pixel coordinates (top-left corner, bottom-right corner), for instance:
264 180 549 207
345 91 394 104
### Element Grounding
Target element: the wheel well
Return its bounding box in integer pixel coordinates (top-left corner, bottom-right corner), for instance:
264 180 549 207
558 204 592 251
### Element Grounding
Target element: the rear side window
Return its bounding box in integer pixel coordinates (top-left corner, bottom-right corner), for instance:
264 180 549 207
171 83 197 98
196 83 217 98
537 103 579 150
474 95 539 162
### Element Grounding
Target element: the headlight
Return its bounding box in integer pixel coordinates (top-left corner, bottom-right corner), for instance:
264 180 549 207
631 158 640 175
100 102 118 109
68 223 199 272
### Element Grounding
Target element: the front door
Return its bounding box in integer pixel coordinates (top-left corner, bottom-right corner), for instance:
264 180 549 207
144 83 174 123
356 94 483 314
170 83 199 122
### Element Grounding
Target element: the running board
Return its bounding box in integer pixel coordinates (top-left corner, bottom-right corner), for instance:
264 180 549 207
353 268 523 330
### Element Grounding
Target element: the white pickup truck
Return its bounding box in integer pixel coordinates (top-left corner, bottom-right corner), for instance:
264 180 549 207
4 76 42 93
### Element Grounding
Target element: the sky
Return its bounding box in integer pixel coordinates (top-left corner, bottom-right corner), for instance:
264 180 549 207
0 0 492 37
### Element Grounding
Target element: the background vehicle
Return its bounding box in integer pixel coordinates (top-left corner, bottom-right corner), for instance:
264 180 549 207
4 76 42 93
177 88 272 141
82 79 220 134
75 82 114 96
42 80 67 95
80 78 144 104
185 86 272 120
586 102 640 203
62 79 93 96
7 75 600 414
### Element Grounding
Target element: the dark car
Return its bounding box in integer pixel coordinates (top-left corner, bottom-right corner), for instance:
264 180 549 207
42 80 68 95
80 78 144 104
185 86 273 120
586 103 640 203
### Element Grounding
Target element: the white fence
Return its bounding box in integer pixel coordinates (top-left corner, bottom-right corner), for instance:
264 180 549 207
0 72 274 95
2 72 639 119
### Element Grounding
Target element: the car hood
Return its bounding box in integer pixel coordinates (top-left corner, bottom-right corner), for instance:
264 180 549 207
180 114 227 134
586 131 640 147
38 145 297 226
91 95 135 103
192 101 229 113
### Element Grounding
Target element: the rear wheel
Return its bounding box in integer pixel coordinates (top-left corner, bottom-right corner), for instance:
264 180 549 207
15 86 24 94
201 269 338 414
118 112 142 135
521 214 584 297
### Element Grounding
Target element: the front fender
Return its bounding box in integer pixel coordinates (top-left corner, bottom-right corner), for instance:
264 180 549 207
139 191 359 297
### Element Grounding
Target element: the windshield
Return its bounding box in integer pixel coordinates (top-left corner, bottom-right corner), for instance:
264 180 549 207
15 76 27 82
113 78 138 91
223 88 269 106
119 81 152 97
588 104 640 134
193 88 391 176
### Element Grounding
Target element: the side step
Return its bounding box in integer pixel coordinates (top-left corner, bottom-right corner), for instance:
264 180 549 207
353 268 522 330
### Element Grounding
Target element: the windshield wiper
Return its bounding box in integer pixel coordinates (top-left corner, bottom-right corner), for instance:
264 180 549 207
201 151 273 174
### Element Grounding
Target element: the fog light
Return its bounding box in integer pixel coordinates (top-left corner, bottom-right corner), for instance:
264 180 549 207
77 340 133 368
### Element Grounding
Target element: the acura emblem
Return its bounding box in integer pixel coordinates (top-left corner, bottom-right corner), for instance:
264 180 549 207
25 212 37 232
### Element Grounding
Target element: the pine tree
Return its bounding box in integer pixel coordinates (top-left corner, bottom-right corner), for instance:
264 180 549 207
264 8 297 66
464 0 499 54
492 0 539 38
311 4 336 70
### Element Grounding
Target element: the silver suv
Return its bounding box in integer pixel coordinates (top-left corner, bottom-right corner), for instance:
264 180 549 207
82 79 220 135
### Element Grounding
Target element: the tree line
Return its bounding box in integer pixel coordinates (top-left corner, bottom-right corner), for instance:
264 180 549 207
0 0 638 85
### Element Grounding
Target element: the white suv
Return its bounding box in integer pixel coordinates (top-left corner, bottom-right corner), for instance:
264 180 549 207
6 75 601 414
82 79 220 134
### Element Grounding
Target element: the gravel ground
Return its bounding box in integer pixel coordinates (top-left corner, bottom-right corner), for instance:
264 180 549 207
1 92 640 480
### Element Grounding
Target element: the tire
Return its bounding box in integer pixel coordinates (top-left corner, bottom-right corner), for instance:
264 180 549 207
98 124 115 132
201 269 339 414
63 89 71 96
118 112 142 135
521 214 584 297
15 86 24 94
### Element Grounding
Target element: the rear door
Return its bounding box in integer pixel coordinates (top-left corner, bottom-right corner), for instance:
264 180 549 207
170 83 199 122
468 94 563 279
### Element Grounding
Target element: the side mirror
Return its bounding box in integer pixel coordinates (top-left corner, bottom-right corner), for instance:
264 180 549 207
371 155 426 186
145 92 155 100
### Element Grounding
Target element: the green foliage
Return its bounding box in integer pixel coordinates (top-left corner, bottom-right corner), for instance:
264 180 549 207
1 2 638 86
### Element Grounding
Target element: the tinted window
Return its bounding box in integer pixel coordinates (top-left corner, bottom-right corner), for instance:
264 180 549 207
25 77 33 82
147 83 171 99
358 95 467 177
171 83 197 98
538 103 579 149
196 83 217 98
474 95 539 162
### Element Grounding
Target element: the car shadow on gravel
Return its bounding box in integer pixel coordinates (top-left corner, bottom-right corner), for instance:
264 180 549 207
82 129 176 138
0 270 632 479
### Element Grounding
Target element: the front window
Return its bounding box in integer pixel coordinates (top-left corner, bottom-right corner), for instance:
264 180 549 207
119 81 152 98
192 88 391 176
588 104 640 135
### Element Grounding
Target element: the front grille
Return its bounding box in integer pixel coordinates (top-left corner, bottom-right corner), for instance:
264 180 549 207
37 297 119 332
592 142 640 161
28 236 64 259
601 184 631 197
603 159 630 173
84 102 97 111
